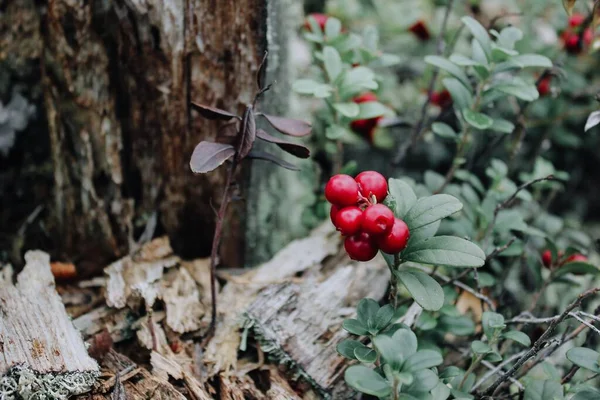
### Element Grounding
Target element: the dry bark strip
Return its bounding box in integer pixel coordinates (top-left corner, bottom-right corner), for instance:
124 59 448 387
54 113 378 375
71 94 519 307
0 251 99 399
244 261 390 399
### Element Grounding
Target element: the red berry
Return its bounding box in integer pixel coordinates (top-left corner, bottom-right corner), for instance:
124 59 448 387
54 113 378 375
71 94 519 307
408 20 431 41
335 206 364 236
344 232 379 261
564 254 588 264
377 218 410 254
325 174 359 207
350 93 382 142
304 13 329 32
431 90 452 108
569 14 585 28
537 76 551 97
355 171 388 202
330 205 340 225
565 33 581 53
542 250 552 268
362 204 395 235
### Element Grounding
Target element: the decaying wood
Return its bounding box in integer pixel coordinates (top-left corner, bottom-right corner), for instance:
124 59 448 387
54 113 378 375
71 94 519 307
74 349 207 400
244 259 390 398
0 251 99 399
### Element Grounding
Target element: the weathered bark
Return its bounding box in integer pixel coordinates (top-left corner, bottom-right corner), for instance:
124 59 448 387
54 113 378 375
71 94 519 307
0 251 99 399
42 0 269 267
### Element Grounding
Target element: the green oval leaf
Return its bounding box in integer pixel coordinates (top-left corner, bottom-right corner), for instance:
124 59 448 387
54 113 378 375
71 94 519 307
404 195 463 230
502 330 531 347
463 109 494 130
471 340 492 354
344 365 391 397
462 16 491 59
343 318 369 335
336 339 363 360
554 262 600 278
396 269 444 311
323 46 343 81
388 179 418 219
443 77 474 111
432 122 458 139
354 346 378 363
566 347 600 372
403 350 443 372
424 56 470 88
333 102 360 117
403 236 486 268
523 379 564 400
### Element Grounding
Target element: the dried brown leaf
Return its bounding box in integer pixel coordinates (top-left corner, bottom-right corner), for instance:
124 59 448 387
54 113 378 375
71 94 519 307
256 129 310 158
261 114 312 137
191 102 239 121
236 105 256 160
246 149 300 171
563 0 577 15
257 51 269 90
190 142 235 174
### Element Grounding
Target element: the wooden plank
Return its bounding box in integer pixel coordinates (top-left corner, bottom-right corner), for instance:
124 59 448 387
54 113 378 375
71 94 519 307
0 251 99 398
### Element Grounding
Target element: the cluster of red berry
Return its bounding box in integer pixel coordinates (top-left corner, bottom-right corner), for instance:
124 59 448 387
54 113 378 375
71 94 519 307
542 249 587 269
325 171 410 261
561 13 593 54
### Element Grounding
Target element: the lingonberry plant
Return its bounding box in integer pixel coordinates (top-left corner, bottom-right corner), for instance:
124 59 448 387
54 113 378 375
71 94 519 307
297 1 600 399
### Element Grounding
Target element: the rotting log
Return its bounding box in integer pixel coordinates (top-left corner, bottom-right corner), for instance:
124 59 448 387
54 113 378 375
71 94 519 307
0 251 99 399
244 262 390 399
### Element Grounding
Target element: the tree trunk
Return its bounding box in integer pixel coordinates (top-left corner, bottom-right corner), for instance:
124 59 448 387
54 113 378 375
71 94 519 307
42 0 269 269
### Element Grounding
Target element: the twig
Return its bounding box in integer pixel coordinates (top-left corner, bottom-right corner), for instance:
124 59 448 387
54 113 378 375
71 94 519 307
486 238 516 261
479 288 600 397
568 312 600 336
472 351 526 392
561 365 579 384
392 0 456 165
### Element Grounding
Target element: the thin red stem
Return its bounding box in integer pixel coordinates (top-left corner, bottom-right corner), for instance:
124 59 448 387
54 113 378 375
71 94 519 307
208 159 238 333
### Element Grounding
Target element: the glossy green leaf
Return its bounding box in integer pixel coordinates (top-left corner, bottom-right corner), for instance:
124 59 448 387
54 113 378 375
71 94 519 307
403 236 486 268
337 339 363 359
502 330 531 347
354 346 378 363
491 118 515 134
323 46 342 81
425 56 470 88
490 82 539 101
463 109 494 130
404 195 463 230
343 318 369 335
403 350 444 372
388 179 418 218
344 365 391 397
443 78 474 111
471 340 492 354
554 262 600 278
357 101 389 119
357 298 380 326
482 311 506 340
523 379 564 400
405 369 440 394
432 122 458 139
462 16 491 59
396 269 444 311
566 347 600 372
374 304 395 331
333 102 360 118
511 54 553 68
571 389 600 400
324 17 342 39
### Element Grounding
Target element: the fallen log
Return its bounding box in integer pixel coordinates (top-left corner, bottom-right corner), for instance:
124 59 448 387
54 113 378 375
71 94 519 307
0 251 99 399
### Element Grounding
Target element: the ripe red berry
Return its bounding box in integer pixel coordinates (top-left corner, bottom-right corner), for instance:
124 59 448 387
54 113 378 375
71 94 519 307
325 174 359 207
569 13 585 28
362 204 395 235
564 254 588 264
330 205 340 225
537 76 551 97
430 90 452 108
350 93 382 142
408 20 431 41
344 232 379 261
355 171 388 202
304 13 329 32
565 33 581 53
377 218 410 254
542 250 552 267
335 206 364 236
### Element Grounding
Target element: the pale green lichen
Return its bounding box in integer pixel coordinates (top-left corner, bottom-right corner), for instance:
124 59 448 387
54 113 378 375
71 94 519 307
0 365 98 400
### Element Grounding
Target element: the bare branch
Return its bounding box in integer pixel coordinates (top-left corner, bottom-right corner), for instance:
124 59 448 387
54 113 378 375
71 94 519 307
479 287 600 397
